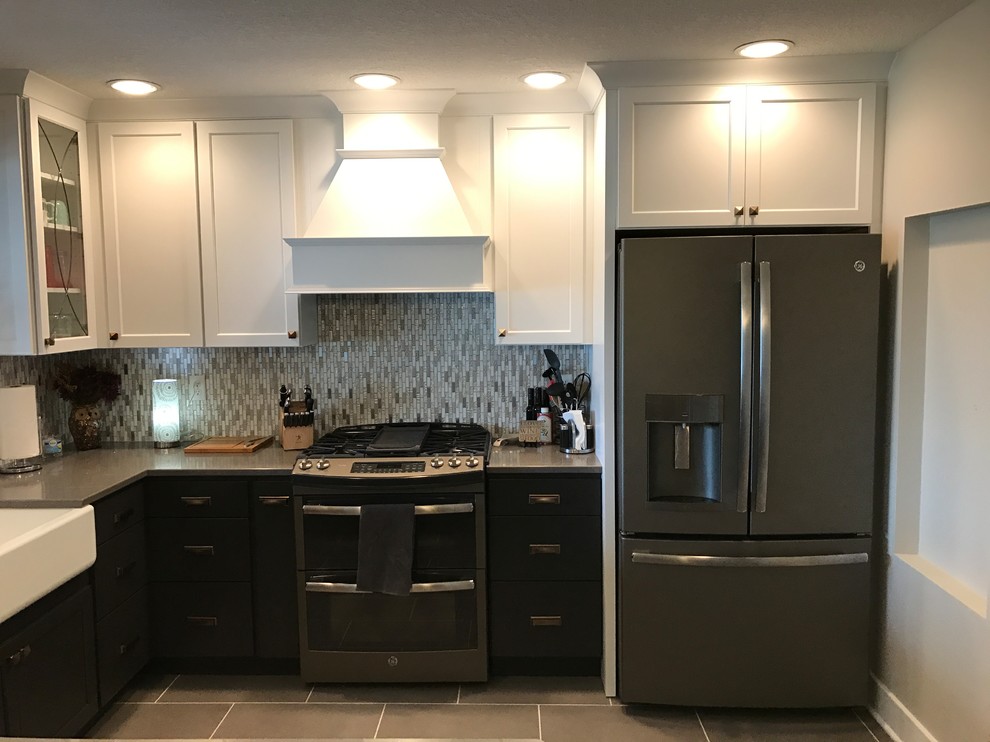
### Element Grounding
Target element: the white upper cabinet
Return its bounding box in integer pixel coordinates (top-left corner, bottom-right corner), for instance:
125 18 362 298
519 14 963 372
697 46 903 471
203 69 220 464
196 120 314 347
0 96 99 355
493 113 587 345
618 83 878 227
97 119 313 348
98 121 203 347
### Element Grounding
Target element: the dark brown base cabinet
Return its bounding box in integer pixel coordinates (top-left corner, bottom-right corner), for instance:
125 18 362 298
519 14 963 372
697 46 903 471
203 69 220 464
0 576 98 737
487 473 602 675
92 483 150 705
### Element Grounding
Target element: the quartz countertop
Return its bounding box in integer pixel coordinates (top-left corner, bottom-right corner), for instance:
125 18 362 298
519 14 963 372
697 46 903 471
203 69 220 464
0 441 599 508
0 444 299 508
487 443 601 474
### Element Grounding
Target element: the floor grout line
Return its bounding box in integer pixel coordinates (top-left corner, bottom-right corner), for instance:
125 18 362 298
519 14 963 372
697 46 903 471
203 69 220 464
855 707 883 742
153 673 180 703
207 702 234 740
304 684 315 703
456 683 461 704
537 704 543 741
373 703 387 739
696 709 712 742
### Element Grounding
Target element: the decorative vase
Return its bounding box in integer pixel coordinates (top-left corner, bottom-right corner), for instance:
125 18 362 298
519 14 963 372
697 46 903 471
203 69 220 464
68 404 102 450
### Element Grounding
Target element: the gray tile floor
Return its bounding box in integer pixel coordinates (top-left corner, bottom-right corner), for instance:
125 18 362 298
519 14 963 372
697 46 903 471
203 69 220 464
86 674 895 741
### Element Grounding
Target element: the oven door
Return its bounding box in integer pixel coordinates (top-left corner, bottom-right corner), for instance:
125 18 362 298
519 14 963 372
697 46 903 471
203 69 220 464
299 568 487 682
296 492 479 571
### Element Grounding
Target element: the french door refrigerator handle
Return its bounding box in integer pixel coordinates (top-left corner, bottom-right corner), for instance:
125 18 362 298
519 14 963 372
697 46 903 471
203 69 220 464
738 262 753 513
305 579 475 594
302 503 473 516
630 552 868 568
754 260 772 513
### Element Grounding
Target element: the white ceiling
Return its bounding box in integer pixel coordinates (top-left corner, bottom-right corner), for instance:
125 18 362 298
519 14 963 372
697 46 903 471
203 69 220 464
0 0 973 99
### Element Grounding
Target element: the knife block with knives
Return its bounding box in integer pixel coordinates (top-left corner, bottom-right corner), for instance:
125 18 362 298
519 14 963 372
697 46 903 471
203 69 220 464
279 384 315 450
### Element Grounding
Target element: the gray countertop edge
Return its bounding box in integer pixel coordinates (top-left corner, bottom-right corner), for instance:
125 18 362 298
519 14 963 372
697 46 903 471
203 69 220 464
0 443 600 508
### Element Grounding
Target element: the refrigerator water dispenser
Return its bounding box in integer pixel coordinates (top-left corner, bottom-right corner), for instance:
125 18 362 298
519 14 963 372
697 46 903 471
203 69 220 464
645 394 722 503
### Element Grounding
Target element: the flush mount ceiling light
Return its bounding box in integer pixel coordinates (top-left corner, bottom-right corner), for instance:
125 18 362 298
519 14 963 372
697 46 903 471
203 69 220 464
107 79 161 95
523 71 568 90
734 39 794 58
351 73 400 90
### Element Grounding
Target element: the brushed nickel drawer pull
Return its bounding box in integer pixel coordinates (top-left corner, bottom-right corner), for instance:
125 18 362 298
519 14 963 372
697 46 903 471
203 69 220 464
115 560 138 578
7 645 31 666
183 545 215 556
187 616 218 627
258 495 291 506
112 507 134 524
529 543 561 555
119 636 140 655
180 496 212 507
528 494 560 505
530 615 562 627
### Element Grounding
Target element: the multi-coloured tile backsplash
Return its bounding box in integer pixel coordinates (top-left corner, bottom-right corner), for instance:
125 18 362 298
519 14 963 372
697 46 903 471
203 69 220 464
0 294 592 445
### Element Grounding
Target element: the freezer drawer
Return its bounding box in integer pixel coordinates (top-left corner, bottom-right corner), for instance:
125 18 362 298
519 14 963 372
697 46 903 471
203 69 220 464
618 536 871 708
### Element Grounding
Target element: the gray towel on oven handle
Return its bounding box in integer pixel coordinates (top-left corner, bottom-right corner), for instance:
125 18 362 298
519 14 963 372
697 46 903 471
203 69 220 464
356 503 415 596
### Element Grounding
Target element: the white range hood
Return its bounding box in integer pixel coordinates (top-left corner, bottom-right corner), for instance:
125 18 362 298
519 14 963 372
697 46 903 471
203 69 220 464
285 89 492 293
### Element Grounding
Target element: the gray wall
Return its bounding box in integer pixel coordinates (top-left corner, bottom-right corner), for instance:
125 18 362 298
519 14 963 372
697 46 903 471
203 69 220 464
0 293 591 444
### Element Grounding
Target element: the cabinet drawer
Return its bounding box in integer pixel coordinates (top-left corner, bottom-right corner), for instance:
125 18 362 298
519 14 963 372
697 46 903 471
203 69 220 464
147 518 250 582
489 581 602 658
489 516 601 581
487 476 601 516
96 588 150 705
94 523 147 619
94 484 145 544
150 582 253 658
145 478 248 517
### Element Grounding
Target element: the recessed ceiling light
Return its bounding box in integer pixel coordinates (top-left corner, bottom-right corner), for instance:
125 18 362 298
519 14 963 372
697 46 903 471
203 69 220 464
734 40 794 58
523 71 568 90
351 73 400 90
107 79 161 95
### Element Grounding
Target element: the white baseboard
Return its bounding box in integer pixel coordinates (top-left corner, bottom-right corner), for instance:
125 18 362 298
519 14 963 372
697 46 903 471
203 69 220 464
871 674 939 742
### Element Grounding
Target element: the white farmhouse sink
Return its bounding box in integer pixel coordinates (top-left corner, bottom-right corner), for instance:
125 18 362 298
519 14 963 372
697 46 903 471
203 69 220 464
0 506 95 623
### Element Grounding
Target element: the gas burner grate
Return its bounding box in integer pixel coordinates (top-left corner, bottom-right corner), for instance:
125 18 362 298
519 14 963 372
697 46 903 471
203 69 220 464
299 422 491 459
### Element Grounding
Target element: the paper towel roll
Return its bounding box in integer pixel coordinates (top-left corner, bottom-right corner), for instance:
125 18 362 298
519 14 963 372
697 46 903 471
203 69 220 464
0 386 41 460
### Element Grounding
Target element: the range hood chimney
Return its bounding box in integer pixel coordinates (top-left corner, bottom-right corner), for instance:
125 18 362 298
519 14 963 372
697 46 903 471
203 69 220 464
285 89 492 294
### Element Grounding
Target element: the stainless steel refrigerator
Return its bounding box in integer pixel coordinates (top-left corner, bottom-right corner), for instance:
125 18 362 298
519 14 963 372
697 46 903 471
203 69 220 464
617 234 880 707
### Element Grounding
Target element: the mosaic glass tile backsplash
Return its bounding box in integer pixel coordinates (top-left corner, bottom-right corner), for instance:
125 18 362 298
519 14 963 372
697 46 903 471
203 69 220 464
0 294 592 445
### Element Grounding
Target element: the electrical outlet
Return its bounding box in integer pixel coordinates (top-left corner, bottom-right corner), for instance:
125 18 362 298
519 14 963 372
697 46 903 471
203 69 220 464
186 374 206 404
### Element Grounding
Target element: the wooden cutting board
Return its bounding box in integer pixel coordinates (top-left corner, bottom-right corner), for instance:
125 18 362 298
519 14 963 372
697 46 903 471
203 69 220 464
184 436 273 454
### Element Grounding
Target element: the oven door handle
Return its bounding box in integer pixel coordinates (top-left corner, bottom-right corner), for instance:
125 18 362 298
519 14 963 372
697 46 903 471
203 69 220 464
305 578 475 594
302 503 473 516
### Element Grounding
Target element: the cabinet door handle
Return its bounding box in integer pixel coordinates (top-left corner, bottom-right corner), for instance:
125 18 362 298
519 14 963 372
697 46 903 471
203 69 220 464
115 560 138 578
112 507 134 525
186 616 218 627
497 328 507 337
749 205 760 216
119 636 141 656
530 616 562 627
109 332 119 341
734 206 744 216
287 330 298 339
44 337 55 346
529 543 561 555
7 645 31 666
183 545 215 556
180 496 211 507
528 494 560 505
258 495 290 507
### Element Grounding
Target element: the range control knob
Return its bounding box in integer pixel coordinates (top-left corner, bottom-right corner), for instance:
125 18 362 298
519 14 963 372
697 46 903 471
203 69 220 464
316 459 331 470
298 459 313 471
465 456 479 468
430 457 445 469
448 456 462 469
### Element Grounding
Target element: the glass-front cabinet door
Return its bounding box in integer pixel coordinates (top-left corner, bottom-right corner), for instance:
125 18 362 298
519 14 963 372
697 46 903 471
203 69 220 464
26 99 97 353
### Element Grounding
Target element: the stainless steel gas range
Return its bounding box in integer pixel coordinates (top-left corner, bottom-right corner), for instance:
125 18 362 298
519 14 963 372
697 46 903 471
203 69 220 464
292 422 491 683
